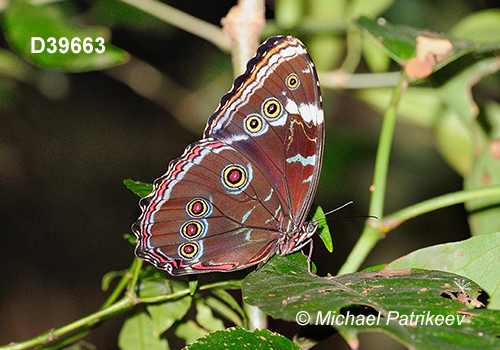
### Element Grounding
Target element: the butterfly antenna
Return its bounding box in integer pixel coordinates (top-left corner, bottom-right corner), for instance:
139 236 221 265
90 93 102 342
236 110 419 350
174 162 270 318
313 201 353 222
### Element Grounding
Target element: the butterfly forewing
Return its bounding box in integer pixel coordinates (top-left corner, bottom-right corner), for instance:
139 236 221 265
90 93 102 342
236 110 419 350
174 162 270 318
206 36 323 224
133 36 324 275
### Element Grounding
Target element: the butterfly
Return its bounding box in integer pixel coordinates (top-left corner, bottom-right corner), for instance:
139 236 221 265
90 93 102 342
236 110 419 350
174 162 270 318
132 36 324 275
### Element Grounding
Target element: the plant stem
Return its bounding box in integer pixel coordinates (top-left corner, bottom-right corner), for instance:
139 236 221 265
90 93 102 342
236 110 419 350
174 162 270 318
101 257 142 310
338 71 408 275
119 0 230 51
0 279 243 350
319 71 401 89
382 185 500 231
0 298 134 350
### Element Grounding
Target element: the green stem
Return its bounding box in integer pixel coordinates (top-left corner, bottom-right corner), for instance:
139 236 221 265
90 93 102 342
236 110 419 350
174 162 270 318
318 71 401 89
338 26 362 74
382 185 500 231
0 298 134 350
338 71 408 275
101 257 142 310
119 0 230 51
0 279 242 350
127 257 143 295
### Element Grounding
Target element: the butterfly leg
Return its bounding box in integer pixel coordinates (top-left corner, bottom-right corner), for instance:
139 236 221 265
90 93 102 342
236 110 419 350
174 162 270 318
299 239 316 277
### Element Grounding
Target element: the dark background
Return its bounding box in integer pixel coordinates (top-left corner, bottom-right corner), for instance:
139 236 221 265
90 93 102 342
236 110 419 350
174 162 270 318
1 0 497 348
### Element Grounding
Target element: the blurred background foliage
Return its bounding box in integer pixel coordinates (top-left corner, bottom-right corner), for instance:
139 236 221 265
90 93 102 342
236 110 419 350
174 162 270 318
0 0 499 349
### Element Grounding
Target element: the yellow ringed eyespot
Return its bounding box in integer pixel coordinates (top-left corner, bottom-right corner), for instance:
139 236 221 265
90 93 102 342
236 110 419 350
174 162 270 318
223 165 246 188
181 221 203 239
286 73 300 90
179 242 198 258
246 115 263 133
263 99 281 119
186 198 210 217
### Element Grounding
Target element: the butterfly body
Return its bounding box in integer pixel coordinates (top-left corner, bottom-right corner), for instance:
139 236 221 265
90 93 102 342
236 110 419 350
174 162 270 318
133 36 324 275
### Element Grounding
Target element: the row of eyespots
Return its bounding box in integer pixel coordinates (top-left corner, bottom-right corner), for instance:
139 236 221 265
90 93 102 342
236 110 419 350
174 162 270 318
179 198 212 259
178 163 251 260
243 72 300 135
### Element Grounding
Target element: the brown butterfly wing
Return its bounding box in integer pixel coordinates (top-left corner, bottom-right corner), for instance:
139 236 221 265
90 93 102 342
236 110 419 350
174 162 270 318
205 36 323 227
133 36 323 275
134 140 287 275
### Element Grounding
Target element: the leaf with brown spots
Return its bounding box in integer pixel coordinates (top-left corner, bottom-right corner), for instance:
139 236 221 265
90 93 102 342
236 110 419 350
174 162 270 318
243 253 500 350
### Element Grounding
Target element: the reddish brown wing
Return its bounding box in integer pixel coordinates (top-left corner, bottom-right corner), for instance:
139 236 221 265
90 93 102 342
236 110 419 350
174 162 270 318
133 36 323 275
134 140 286 275
205 36 323 227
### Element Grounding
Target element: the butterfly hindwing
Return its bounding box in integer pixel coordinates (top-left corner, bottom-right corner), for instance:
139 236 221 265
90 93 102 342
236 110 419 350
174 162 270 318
134 140 286 274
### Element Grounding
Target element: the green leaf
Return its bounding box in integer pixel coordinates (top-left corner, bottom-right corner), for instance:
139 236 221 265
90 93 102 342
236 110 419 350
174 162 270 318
464 151 500 236
124 179 153 198
433 106 474 176
356 17 423 62
184 327 299 350
174 320 208 345
188 279 198 295
119 312 169 350
0 48 34 82
195 301 225 332
3 0 128 72
461 100 500 236
138 277 193 336
361 34 391 73
358 86 444 132
450 9 500 44
275 0 304 29
388 232 500 310
243 253 500 350
311 205 333 253
347 0 395 21
356 16 476 67
202 296 243 328
211 288 247 328
359 57 499 177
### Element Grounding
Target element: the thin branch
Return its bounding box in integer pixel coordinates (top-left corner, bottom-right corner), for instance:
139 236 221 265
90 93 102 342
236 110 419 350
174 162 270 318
338 71 408 275
319 71 401 89
382 185 500 231
119 0 230 51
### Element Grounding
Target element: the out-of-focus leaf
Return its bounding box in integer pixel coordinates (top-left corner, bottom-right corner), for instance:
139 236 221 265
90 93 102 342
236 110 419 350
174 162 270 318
307 0 346 70
119 312 169 350
3 0 128 72
464 148 500 236
450 9 500 44
347 0 395 21
174 320 208 345
275 0 304 29
202 296 243 328
361 34 391 73
137 277 192 337
195 301 225 332
211 288 247 327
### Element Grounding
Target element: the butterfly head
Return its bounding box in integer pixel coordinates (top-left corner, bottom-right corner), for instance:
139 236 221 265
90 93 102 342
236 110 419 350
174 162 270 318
278 220 319 256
